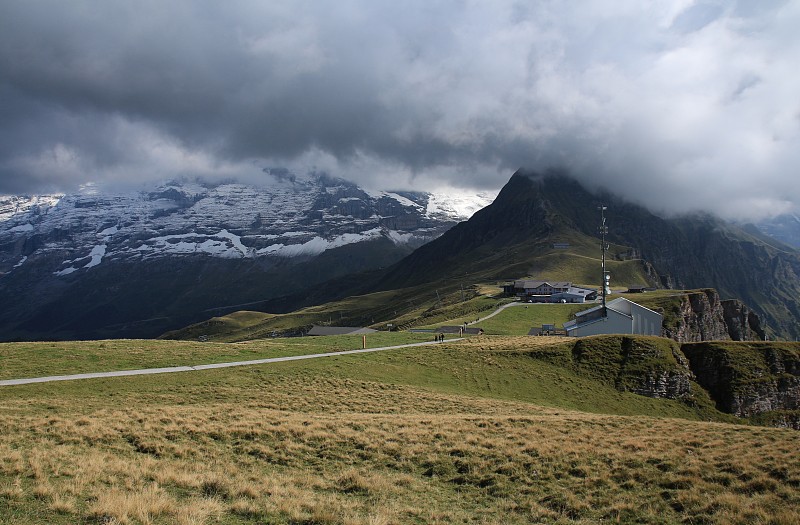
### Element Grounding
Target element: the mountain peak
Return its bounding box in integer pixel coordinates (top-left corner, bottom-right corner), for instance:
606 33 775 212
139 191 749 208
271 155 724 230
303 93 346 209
378 171 800 339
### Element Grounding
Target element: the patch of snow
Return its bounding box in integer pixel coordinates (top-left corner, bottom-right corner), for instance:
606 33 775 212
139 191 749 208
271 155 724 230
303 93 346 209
13 255 27 268
384 193 420 209
217 229 248 257
1 195 63 222
426 190 496 220
258 228 382 257
98 226 118 236
165 241 200 254
136 230 249 258
385 230 414 245
258 237 328 257
197 239 226 255
361 188 384 200
55 266 78 276
84 244 107 268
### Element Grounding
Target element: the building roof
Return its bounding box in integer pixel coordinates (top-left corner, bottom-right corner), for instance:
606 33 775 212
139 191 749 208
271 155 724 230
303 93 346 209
573 297 658 318
568 286 597 294
514 280 572 289
307 326 378 336
564 297 662 332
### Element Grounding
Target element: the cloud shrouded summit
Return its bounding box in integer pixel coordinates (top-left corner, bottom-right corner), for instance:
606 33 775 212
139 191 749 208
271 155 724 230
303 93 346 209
0 0 798 220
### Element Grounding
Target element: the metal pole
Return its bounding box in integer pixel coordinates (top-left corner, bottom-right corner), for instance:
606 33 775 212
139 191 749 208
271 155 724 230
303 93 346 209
598 205 608 316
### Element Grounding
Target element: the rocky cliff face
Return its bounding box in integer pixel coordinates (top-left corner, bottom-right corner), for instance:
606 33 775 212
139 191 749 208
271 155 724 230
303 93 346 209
681 342 800 429
721 300 766 341
630 346 694 400
538 335 800 428
568 336 694 401
653 289 764 343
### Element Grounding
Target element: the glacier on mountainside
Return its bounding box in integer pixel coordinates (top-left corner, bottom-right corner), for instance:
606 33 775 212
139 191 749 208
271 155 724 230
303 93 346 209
0 172 495 277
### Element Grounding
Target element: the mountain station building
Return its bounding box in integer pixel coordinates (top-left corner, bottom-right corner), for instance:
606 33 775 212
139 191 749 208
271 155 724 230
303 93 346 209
563 297 662 337
504 280 598 303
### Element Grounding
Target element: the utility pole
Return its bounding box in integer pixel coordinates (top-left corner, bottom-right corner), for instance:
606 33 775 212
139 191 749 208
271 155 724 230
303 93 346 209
598 205 610 316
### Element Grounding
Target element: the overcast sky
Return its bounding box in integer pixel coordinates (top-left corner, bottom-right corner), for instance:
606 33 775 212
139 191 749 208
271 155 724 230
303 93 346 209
1 1 798 219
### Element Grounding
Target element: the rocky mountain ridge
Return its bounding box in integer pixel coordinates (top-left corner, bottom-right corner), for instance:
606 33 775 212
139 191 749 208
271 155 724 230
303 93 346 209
0 171 495 340
376 170 800 339
1 171 494 276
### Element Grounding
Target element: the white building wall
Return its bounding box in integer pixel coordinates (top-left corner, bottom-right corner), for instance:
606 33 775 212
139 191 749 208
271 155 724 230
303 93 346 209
570 310 634 337
566 298 664 337
629 303 662 336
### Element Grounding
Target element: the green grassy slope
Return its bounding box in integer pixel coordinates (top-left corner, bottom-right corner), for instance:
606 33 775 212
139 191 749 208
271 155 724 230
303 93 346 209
163 233 658 343
0 333 446 380
0 334 737 422
1 335 798 524
421 303 588 335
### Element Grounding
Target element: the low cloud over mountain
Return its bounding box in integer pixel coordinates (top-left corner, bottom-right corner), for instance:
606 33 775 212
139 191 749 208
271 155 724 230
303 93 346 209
1 1 798 219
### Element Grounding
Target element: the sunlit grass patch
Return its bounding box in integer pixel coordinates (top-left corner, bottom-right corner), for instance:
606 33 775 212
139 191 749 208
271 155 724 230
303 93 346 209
0 336 798 524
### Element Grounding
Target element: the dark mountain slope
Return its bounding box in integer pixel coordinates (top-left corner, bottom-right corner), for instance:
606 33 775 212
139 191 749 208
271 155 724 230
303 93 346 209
376 170 800 339
1 237 411 341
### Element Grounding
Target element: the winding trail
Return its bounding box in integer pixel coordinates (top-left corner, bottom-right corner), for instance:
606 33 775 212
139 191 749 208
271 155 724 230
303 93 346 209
0 338 464 387
468 301 522 325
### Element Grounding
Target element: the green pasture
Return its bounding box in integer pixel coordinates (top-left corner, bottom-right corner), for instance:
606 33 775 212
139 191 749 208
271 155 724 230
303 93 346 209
0 332 441 381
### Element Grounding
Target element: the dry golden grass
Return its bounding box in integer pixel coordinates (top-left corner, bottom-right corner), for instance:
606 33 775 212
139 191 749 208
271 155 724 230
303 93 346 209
0 336 798 524
1 371 798 524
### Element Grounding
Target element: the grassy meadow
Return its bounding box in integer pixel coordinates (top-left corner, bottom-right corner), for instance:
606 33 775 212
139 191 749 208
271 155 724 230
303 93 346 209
0 333 445 380
1 335 798 524
473 304 589 335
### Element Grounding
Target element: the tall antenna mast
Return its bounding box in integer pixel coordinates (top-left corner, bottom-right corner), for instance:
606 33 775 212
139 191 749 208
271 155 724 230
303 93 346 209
598 205 609 315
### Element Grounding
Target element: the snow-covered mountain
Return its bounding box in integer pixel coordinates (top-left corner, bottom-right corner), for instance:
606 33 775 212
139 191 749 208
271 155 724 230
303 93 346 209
1 171 494 275
0 171 494 340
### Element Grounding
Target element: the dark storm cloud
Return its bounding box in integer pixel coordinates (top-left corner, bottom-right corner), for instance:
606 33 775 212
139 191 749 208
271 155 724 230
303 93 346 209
0 0 798 219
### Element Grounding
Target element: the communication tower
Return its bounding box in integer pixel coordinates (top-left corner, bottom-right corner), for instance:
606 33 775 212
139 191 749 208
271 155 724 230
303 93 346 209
598 205 610 315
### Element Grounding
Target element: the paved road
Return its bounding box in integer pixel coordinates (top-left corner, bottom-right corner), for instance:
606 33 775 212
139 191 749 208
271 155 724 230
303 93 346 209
468 301 521 325
0 338 464 387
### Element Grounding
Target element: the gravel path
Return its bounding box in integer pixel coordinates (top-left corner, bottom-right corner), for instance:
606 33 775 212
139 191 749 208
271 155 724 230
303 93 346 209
468 301 522 324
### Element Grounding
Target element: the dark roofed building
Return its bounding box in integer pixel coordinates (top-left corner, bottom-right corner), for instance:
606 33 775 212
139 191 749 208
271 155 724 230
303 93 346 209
511 280 571 296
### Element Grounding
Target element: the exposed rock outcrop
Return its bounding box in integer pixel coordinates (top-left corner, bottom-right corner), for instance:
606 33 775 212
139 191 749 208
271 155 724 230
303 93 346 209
536 335 800 429
681 341 800 429
569 336 694 400
654 289 764 343
630 347 693 399
721 299 766 341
